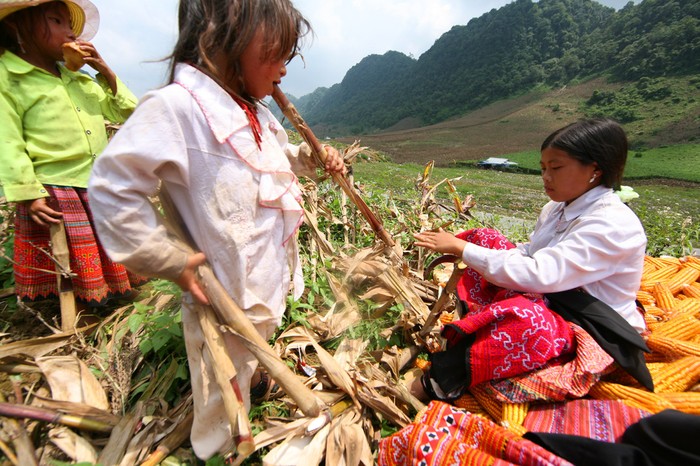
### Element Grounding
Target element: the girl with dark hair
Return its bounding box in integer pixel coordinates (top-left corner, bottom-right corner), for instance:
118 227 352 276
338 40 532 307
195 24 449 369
0 0 141 311
411 118 648 402
88 0 345 459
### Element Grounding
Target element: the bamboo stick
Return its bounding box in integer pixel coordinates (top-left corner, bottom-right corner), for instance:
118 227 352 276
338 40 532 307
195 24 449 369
0 402 113 433
49 221 76 331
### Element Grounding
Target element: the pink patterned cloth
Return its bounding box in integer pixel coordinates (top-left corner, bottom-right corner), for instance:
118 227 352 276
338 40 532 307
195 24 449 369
524 399 651 442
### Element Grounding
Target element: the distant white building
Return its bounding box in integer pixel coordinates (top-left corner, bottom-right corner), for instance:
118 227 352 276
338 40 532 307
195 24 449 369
477 157 519 169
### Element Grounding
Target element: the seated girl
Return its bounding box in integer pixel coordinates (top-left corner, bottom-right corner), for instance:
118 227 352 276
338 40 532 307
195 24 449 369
411 118 649 402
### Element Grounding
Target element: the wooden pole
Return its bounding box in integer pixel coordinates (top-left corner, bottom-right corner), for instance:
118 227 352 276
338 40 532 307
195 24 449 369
49 222 76 331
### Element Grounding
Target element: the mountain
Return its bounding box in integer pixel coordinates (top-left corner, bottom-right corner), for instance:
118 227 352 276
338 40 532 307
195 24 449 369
273 0 699 140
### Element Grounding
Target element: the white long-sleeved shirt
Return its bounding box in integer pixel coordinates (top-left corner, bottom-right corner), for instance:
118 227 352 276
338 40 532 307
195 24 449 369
89 64 316 325
462 185 647 332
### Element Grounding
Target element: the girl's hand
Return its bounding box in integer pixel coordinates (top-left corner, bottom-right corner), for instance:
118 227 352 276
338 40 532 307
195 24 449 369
413 228 467 256
175 252 210 305
323 145 347 175
76 41 118 94
25 198 63 227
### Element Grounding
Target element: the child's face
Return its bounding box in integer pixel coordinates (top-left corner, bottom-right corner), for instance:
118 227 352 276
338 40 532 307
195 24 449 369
30 2 76 63
240 27 288 99
540 147 599 204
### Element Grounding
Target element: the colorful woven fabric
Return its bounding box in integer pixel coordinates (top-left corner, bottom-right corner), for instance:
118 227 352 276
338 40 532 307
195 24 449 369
377 400 573 466
454 228 515 305
482 323 615 403
13 186 146 305
442 289 575 386
524 399 651 442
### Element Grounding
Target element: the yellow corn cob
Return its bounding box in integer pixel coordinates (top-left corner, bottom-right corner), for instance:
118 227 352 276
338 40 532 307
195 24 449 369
439 311 455 325
642 265 680 283
682 283 700 299
453 392 488 416
643 305 667 324
649 356 700 393
652 281 677 312
642 261 658 277
667 267 700 295
682 255 700 266
672 298 700 318
644 256 667 269
469 385 503 423
658 392 700 415
649 314 700 340
646 333 700 358
685 260 700 272
414 358 431 371
589 381 674 413
502 402 529 426
656 256 682 267
636 290 655 306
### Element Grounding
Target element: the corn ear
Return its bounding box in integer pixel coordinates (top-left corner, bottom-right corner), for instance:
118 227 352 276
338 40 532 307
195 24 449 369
652 281 677 312
649 356 700 393
648 314 700 341
673 298 700 318
589 381 673 413
501 402 529 435
642 264 680 283
667 267 700 295
469 385 502 423
658 392 700 415
646 333 700 359
682 283 700 299
452 392 488 416
636 290 655 306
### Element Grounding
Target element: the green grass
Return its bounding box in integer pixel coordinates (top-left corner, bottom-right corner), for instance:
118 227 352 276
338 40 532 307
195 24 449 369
502 143 700 183
353 156 700 256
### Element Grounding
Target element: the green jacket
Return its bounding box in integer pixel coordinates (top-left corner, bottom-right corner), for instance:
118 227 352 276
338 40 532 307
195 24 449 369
0 50 137 202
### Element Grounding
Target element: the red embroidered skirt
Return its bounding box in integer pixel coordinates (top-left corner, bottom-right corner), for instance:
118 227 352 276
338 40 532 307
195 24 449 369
13 186 145 305
431 228 575 391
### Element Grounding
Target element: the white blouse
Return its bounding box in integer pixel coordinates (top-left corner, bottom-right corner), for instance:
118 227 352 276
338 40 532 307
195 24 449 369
462 185 647 332
89 64 315 325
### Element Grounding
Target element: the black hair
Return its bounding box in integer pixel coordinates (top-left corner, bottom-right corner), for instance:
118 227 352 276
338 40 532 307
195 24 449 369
541 118 628 190
0 2 64 53
168 0 311 101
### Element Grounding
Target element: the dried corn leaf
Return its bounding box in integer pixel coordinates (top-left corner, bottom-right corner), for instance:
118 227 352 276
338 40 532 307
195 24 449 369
262 421 330 466
33 396 119 426
0 332 74 359
253 417 311 452
119 417 161 466
97 403 143 466
49 426 98 464
333 338 369 372
356 383 412 427
325 408 373 466
35 355 109 410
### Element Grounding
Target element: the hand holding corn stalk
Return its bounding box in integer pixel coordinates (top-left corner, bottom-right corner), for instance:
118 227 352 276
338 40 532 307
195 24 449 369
272 85 400 258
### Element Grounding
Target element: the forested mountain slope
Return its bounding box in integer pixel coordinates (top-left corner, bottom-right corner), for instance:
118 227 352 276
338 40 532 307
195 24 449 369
276 0 699 140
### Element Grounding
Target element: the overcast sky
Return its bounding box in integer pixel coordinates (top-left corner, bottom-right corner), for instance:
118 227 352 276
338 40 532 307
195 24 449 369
89 0 636 99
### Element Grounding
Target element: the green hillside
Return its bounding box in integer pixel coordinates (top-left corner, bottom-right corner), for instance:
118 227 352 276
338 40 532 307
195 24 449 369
278 0 700 141
337 75 700 167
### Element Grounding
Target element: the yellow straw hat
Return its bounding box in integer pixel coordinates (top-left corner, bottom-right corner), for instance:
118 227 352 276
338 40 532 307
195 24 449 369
0 0 99 40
